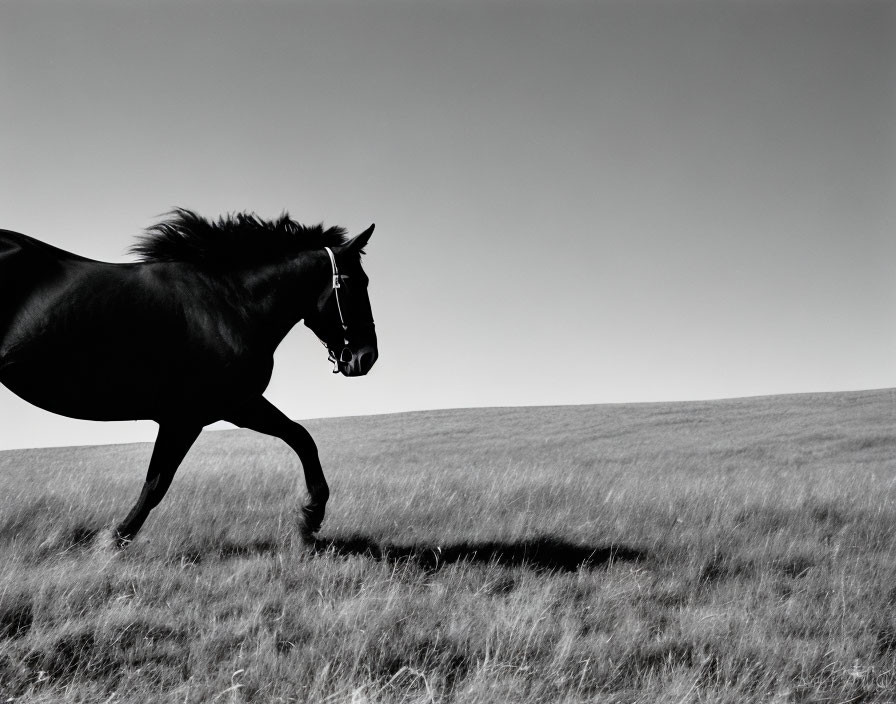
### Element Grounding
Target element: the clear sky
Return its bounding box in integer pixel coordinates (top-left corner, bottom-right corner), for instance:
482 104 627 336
1 0 894 450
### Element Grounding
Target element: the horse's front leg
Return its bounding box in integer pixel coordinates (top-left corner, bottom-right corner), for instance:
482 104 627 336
225 396 329 539
114 422 201 548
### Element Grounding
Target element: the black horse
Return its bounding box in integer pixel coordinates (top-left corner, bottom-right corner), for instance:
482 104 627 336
0 209 377 547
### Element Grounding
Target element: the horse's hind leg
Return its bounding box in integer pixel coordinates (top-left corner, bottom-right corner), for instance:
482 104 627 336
114 422 201 548
225 396 328 540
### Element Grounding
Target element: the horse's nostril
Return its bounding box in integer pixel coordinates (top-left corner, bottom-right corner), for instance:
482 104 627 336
359 349 376 372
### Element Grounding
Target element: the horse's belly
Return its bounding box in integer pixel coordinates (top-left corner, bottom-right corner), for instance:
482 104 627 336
0 356 156 421
0 340 269 423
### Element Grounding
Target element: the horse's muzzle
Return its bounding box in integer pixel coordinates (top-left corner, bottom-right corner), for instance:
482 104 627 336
337 344 378 377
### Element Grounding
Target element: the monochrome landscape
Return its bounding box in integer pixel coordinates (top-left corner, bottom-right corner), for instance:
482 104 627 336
2 2 894 702
1 389 894 702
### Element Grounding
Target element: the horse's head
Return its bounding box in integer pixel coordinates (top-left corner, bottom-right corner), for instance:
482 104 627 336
304 224 378 377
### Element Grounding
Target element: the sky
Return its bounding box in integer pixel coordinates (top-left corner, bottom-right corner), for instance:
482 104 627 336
1 0 894 450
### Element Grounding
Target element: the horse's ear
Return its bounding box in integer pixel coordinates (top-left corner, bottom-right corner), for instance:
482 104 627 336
344 224 375 255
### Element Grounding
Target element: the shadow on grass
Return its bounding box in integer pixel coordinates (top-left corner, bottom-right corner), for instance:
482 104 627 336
312 534 648 573
165 536 646 572
22 522 646 574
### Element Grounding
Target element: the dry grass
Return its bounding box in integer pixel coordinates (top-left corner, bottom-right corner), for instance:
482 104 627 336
1 389 895 702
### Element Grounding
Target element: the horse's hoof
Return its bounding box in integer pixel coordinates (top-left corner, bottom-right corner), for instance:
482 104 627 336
295 531 317 552
295 508 317 535
92 527 122 554
299 504 324 536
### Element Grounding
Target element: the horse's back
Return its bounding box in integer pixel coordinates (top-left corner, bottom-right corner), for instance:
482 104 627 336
0 229 39 279
0 229 94 265
0 231 139 418
0 229 94 293
0 233 267 423
1 231 55 338
0 228 88 332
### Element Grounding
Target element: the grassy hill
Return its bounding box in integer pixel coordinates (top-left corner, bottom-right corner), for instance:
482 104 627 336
1 389 895 702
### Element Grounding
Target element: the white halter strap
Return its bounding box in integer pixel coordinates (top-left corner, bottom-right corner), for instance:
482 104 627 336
323 246 347 330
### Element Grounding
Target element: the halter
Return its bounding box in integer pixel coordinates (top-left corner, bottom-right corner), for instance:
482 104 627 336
323 246 350 372
323 246 347 331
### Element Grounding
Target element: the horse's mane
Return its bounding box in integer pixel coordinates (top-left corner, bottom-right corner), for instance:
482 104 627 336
130 208 348 269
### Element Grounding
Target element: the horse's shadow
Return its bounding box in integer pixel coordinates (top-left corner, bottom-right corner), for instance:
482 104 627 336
306 534 647 573
36 526 646 573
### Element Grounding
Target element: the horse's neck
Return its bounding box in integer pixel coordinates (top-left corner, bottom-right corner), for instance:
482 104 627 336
240 251 326 346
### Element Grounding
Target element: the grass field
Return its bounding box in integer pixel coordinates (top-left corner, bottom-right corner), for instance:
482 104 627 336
1 389 895 703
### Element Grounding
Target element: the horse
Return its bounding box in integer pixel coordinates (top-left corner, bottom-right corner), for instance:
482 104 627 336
0 208 377 547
